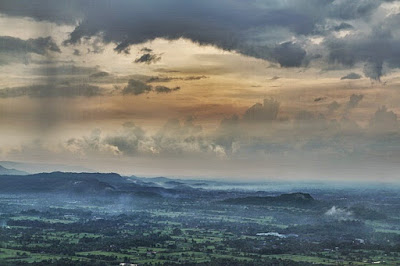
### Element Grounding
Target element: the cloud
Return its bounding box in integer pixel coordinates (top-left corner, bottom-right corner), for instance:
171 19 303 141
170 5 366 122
333 22 353 31
324 13 400 80
64 118 229 158
0 0 82 24
314 97 326 102
327 0 382 20
2 1 324 66
147 75 207 83
269 41 307 67
151 117 218 157
370 106 398 132
122 79 181 95
66 129 120 156
0 84 103 98
341 72 362 80
243 98 280 122
134 48 162 64
104 122 146 156
134 53 161 64
3 0 399 74
327 101 341 112
73 49 81 56
5 96 400 170
0 36 60 65
154 86 180 93
90 71 110 78
346 94 364 109
122 79 152 95
363 61 383 81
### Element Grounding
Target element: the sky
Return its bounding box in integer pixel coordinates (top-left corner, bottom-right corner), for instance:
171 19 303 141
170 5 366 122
1 0 400 181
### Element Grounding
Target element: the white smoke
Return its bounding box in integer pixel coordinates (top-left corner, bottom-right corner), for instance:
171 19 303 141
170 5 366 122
325 206 354 221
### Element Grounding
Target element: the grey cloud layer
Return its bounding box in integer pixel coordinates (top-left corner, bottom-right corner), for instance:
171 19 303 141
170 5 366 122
2 0 399 74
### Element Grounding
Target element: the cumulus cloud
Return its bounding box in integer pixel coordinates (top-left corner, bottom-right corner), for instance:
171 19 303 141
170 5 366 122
66 118 222 158
4 96 399 167
104 122 146 156
370 106 398 133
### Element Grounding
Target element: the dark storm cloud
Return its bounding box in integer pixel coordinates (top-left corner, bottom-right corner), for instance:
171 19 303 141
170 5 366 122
269 42 307 67
0 0 81 24
0 0 331 66
0 36 60 65
341 73 362 80
0 84 103 98
325 13 400 80
326 0 382 20
1 0 399 72
333 22 354 31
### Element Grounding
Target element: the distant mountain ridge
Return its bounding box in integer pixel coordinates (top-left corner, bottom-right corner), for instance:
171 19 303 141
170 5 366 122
0 172 190 198
0 161 93 174
0 172 320 206
0 165 29 175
